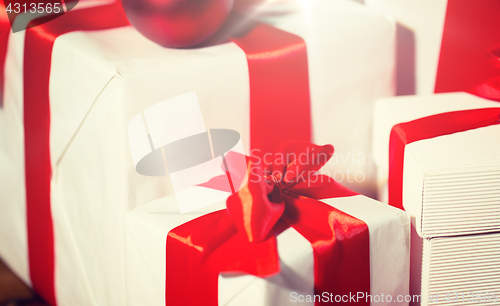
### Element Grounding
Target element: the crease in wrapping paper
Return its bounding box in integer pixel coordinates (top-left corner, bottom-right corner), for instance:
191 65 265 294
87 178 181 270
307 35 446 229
388 107 500 210
54 73 120 167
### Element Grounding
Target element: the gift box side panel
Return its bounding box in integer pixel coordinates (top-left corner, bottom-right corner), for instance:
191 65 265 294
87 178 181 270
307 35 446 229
124 211 166 306
322 195 411 305
0 29 30 287
52 72 179 306
124 196 228 306
402 146 425 235
408 218 424 306
52 75 129 306
421 233 500 306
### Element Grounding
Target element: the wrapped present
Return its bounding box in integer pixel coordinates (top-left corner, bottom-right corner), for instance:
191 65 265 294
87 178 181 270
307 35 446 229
0 0 395 305
373 92 500 304
366 0 500 98
124 142 410 306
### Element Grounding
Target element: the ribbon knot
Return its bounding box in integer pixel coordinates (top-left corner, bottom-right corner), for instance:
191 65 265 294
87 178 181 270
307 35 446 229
226 141 335 243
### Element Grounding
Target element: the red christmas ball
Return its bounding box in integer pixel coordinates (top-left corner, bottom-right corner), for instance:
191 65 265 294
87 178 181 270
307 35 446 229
122 0 234 48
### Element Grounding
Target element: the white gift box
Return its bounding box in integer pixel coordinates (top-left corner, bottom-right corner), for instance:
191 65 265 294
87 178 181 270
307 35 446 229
0 1 395 305
409 219 500 306
372 92 500 238
365 0 447 95
124 192 410 306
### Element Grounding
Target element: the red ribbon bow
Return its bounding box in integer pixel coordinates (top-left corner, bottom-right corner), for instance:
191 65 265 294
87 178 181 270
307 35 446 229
227 141 342 244
166 141 371 305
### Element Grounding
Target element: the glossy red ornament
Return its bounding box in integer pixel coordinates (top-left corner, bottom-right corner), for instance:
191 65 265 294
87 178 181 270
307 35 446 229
121 0 234 48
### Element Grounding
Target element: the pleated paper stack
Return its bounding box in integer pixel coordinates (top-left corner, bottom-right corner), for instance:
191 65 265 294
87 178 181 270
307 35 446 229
372 92 500 306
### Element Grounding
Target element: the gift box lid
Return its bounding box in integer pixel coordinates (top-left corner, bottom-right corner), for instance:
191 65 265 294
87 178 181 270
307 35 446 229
372 92 500 238
404 124 500 238
373 92 499 186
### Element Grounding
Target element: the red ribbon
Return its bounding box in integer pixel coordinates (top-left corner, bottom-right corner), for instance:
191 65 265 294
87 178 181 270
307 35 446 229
435 0 500 99
166 142 370 305
230 23 311 157
388 108 500 210
0 2 11 107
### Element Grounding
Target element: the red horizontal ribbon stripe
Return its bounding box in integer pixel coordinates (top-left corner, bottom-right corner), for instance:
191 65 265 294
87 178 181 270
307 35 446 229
388 107 500 210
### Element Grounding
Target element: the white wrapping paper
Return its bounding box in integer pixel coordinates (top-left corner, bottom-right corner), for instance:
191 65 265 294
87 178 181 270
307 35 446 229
365 0 448 95
124 193 410 306
0 1 395 305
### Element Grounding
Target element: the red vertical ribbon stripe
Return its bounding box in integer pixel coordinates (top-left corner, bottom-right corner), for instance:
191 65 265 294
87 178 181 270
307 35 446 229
230 23 311 157
23 3 129 304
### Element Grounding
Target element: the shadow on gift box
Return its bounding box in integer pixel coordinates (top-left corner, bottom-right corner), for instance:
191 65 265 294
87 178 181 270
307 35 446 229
395 23 416 96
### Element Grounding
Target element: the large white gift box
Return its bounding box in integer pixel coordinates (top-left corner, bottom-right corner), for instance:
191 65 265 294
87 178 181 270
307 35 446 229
124 192 410 306
0 0 395 305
